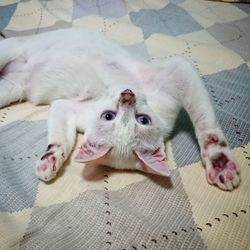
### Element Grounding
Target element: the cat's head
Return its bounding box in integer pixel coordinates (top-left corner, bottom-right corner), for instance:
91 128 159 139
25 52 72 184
75 88 170 176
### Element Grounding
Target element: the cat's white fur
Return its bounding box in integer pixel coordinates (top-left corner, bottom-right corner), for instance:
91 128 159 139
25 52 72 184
0 28 240 190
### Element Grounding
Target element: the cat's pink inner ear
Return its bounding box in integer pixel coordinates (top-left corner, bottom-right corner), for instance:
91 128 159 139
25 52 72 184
74 140 111 163
135 148 170 176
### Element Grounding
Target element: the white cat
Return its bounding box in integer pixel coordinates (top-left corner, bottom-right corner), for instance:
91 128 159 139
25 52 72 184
0 28 240 190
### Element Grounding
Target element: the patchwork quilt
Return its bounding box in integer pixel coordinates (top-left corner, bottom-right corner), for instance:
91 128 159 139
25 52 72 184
0 0 250 249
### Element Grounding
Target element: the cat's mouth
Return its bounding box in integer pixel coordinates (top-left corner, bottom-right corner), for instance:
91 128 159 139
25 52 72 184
119 89 136 106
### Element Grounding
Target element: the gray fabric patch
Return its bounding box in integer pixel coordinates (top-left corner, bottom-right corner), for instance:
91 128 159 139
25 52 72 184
171 110 200 167
170 0 185 3
129 3 203 39
207 17 250 61
0 121 47 212
204 64 250 147
171 64 250 167
20 170 206 249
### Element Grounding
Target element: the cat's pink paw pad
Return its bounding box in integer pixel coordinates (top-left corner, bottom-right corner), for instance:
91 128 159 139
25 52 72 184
35 144 65 182
202 134 240 191
206 153 240 190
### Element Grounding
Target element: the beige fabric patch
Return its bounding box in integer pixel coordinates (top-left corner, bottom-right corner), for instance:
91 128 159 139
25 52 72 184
178 30 223 46
0 0 18 6
126 0 168 11
145 33 244 75
0 103 49 127
73 15 144 45
0 209 32 250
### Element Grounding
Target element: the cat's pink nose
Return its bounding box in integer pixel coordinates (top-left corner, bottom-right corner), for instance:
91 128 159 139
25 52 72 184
119 89 136 105
122 89 134 95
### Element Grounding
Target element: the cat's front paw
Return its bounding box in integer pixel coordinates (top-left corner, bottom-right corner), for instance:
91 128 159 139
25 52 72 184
36 144 65 182
201 133 240 191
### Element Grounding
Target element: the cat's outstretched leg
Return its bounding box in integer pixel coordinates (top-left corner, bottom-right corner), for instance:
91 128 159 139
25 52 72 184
36 100 82 181
151 56 240 190
0 76 24 108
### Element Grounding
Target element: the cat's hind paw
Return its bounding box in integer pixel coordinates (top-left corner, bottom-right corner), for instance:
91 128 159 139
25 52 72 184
35 144 65 182
202 134 240 191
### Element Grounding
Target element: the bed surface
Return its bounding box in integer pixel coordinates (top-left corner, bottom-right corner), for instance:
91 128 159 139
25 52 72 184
0 0 250 249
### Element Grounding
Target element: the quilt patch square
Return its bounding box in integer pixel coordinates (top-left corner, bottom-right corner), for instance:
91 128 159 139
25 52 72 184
0 121 47 212
207 17 250 61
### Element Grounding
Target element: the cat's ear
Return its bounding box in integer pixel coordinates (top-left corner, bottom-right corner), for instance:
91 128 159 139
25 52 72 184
74 140 111 163
135 147 170 176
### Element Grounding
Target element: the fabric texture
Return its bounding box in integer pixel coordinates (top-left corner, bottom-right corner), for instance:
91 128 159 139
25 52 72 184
0 0 249 249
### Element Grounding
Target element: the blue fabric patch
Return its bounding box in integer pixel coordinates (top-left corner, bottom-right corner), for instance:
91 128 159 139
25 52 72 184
0 121 47 212
129 3 203 39
171 64 250 167
73 0 127 19
0 3 17 31
234 3 250 15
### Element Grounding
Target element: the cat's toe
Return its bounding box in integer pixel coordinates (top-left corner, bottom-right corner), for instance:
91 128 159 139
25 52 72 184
35 157 57 181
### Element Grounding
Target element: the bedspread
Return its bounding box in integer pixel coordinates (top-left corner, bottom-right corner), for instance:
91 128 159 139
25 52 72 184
0 0 250 249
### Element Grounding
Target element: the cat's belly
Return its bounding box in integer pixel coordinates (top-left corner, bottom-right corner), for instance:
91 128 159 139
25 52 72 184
1 27 141 105
3 51 107 104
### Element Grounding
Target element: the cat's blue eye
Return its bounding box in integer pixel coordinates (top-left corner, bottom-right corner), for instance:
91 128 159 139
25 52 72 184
136 114 152 125
101 111 117 121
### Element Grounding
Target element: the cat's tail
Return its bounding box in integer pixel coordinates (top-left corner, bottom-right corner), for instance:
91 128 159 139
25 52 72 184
0 37 23 70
